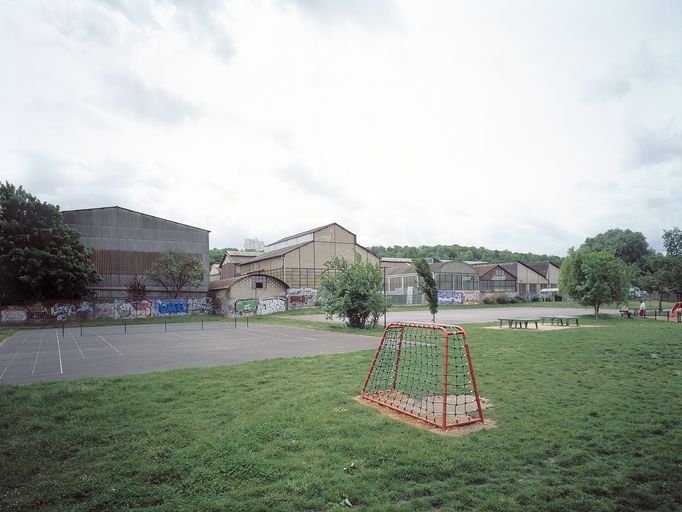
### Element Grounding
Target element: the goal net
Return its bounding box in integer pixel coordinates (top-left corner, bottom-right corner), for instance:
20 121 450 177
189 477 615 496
361 322 484 430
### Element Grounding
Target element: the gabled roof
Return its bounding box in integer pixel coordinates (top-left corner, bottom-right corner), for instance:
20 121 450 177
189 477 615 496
209 274 289 291
241 242 312 265
62 206 210 232
523 261 560 278
474 263 515 279
267 223 355 247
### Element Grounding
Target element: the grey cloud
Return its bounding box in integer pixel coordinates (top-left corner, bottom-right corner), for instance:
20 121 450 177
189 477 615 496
16 151 169 210
631 123 682 167
279 165 340 200
107 74 200 125
99 0 235 62
284 0 400 28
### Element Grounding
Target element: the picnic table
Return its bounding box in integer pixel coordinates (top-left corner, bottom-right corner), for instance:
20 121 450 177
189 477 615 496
498 317 541 329
542 316 580 327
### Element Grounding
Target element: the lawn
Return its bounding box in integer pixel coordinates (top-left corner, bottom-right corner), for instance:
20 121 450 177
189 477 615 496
0 319 680 511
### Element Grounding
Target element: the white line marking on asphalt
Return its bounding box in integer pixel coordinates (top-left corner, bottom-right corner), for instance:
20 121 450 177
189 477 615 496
0 332 30 379
93 331 124 357
70 333 85 359
55 330 64 374
31 330 45 375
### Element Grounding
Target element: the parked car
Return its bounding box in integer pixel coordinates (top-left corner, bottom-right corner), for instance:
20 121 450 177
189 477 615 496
629 287 648 299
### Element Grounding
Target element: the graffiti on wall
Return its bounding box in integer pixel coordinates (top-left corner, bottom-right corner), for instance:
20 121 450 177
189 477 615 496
115 300 152 319
256 297 286 315
154 299 188 316
438 291 464 305
462 291 481 304
0 297 213 323
234 299 257 316
1 306 28 323
188 297 213 315
437 290 482 305
232 297 286 316
288 288 317 308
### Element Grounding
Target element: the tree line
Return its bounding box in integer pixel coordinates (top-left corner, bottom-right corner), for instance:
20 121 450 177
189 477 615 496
369 244 562 266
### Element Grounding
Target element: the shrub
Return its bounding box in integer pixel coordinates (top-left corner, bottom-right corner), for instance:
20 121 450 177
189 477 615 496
495 296 508 304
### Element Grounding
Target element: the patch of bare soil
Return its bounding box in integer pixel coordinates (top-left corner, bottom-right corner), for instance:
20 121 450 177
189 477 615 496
481 324 603 331
354 395 496 437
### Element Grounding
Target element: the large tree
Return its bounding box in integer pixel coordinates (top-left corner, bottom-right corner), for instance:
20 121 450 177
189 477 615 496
318 253 388 329
559 248 628 318
662 227 682 257
641 254 682 311
580 229 652 267
0 182 100 301
146 251 205 298
413 257 438 322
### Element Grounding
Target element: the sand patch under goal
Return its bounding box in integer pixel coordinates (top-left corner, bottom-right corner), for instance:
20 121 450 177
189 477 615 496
354 394 496 436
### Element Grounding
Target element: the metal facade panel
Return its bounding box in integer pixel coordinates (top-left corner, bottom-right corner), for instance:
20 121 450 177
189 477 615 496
62 207 210 298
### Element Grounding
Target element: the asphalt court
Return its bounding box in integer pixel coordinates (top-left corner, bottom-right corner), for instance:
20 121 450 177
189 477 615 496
0 322 379 385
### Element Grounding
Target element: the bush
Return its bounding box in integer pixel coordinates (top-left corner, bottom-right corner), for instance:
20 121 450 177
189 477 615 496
482 296 496 305
495 296 508 304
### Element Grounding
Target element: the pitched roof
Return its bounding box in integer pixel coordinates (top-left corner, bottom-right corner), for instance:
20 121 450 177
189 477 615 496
61 206 210 232
268 223 355 246
240 242 312 264
209 274 289 291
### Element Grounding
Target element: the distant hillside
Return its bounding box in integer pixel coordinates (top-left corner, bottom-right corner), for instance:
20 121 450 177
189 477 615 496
369 244 562 266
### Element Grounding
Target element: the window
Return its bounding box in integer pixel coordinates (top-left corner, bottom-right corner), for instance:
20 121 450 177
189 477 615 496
251 275 267 289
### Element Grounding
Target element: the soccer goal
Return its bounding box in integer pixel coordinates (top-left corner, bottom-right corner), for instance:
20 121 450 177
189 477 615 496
361 322 484 430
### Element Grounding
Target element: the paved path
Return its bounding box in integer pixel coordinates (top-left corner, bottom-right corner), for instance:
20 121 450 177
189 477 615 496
0 322 378 385
292 306 606 325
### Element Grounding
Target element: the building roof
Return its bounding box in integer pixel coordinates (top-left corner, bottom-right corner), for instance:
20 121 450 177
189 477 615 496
429 261 477 274
267 223 355 247
523 261 559 278
474 263 515 278
209 274 289 291
62 206 210 232
240 242 312 265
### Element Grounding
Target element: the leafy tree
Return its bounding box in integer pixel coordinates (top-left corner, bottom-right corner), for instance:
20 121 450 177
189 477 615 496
368 244 561 266
125 275 147 301
318 253 388 329
559 248 628 318
413 257 438 322
662 227 682 256
146 251 205 298
0 182 100 301
209 247 239 265
580 229 652 267
641 254 682 310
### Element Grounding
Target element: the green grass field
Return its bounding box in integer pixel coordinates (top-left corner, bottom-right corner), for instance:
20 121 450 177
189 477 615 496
1 318 680 511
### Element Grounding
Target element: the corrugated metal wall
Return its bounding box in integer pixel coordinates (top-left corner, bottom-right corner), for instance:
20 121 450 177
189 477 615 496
63 207 210 299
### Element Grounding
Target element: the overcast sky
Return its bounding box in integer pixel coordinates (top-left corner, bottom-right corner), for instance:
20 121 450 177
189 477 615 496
2 0 680 256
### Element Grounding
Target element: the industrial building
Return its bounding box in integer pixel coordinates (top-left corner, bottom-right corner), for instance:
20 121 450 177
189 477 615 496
230 223 379 289
473 261 559 298
62 206 210 299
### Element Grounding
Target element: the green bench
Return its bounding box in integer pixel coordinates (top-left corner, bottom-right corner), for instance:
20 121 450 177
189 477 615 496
498 317 540 329
542 316 580 327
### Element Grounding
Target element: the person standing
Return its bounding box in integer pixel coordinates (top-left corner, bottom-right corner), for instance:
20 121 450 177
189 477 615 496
639 301 646 318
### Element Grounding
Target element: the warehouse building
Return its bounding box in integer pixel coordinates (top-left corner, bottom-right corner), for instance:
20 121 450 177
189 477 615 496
473 261 558 298
62 206 210 299
232 223 379 290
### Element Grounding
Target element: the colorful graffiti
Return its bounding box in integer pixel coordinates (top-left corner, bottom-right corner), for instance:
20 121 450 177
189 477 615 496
463 291 481 305
154 299 188 316
0 297 215 324
115 300 152 319
188 297 213 315
1 306 28 323
288 288 317 308
234 299 258 315
437 290 481 305
256 297 286 315
438 291 464 305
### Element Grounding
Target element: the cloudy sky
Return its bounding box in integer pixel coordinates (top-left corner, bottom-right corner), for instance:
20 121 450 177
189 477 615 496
2 0 680 255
